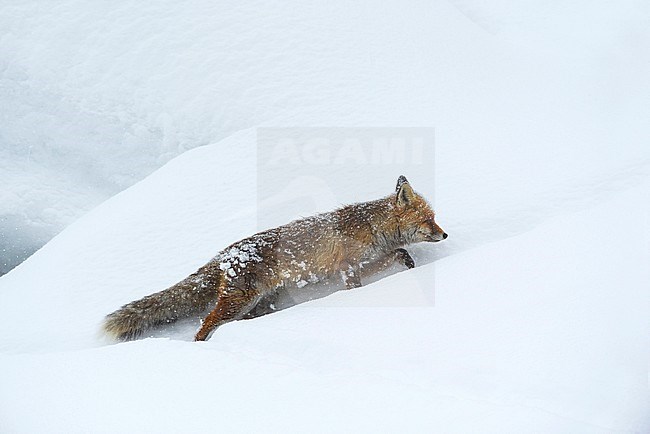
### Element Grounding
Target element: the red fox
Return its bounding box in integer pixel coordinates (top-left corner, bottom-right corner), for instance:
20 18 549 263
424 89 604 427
103 176 447 341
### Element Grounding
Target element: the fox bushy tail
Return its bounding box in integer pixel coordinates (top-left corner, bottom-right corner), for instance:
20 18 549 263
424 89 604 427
103 265 222 341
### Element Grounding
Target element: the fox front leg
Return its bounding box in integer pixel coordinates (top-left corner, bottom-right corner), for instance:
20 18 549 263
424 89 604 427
394 248 415 269
340 261 362 289
358 249 415 280
195 286 261 341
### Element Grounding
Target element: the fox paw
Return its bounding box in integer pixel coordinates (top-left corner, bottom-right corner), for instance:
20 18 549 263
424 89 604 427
395 248 415 269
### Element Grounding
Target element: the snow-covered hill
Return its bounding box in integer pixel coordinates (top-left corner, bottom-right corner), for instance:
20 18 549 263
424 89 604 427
2 0 649 273
1 0 649 432
0 129 649 432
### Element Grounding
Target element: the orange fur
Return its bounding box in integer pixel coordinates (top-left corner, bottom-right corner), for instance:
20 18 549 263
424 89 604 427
103 176 447 341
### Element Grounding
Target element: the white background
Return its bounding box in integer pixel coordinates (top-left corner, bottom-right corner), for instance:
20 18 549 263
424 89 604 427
0 1 648 432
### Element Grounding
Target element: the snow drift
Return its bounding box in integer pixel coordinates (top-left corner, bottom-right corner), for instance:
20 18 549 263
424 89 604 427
1 0 650 432
1 129 648 432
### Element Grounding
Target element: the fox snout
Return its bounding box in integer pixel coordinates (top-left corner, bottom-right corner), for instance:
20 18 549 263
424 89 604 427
428 224 448 242
420 218 447 242
428 231 448 242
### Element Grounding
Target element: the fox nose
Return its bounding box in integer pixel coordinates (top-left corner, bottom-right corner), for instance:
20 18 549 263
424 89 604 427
442 233 448 239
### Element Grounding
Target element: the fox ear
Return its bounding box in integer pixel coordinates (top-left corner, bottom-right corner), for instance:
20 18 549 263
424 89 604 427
396 175 409 193
396 175 415 207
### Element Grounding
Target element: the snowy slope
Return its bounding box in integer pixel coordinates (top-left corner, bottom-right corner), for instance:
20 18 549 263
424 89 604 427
1 131 649 432
1 1 650 432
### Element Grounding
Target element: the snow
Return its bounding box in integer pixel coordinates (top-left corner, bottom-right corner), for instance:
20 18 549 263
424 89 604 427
1 0 650 432
2 0 649 273
1 136 648 432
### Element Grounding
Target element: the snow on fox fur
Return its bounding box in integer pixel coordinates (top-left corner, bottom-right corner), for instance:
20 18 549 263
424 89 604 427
103 176 447 341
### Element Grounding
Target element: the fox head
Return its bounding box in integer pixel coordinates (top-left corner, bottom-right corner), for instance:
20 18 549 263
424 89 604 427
394 176 447 243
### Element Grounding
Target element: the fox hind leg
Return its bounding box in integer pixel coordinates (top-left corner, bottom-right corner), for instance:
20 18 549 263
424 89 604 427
194 286 262 341
242 287 296 319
